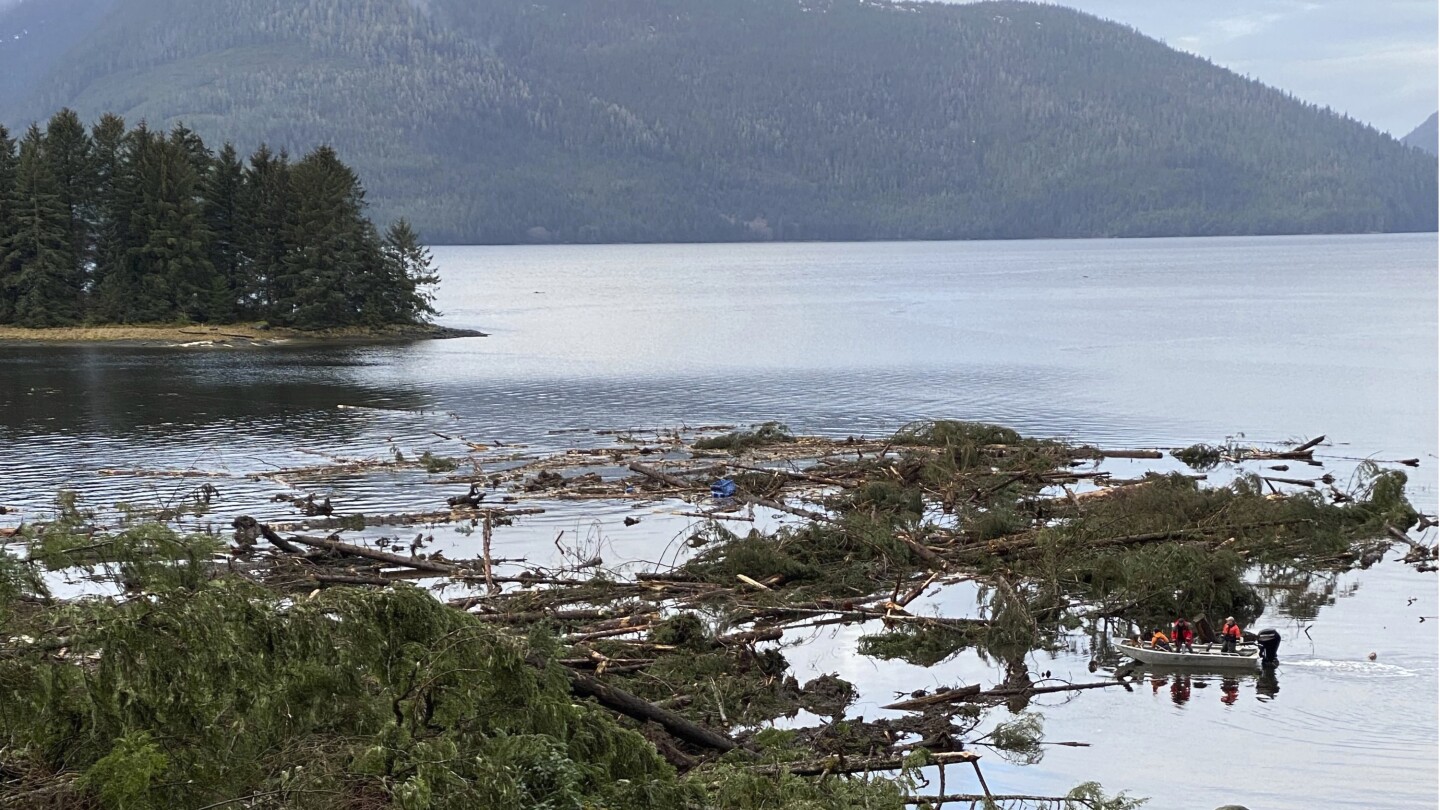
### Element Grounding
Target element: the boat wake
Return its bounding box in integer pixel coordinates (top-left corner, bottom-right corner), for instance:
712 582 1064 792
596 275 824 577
1282 658 1419 679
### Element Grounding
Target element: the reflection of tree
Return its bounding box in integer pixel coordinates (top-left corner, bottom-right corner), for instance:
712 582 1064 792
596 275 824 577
1254 563 1358 622
0 345 427 440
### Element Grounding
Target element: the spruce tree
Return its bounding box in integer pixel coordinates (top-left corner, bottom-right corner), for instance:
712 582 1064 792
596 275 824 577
282 146 373 329
0 127 17 322
379 218 440 324
41 109 94 304
88 114 131 322
127 132 217 321
204 143 246 321
4 126 81 326
239 145 294 320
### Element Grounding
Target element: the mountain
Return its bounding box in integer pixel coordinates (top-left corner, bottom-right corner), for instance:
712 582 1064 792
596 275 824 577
2 0 1434 244
1401 113 1438 156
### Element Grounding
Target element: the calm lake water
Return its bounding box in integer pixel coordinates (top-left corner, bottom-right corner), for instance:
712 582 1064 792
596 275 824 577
1 233 1436 808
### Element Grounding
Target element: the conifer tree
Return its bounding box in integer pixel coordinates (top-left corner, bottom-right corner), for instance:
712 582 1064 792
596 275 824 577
4 126 80 326
204 143 246 321
380 218 440 324
239 145 293 319
281 146 373 328
42 109 95 297
0 126 17 322
128 131 217 321
88 113 131 322
1 114 442 329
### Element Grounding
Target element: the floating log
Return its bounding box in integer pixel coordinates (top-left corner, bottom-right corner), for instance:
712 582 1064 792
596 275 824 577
721 461 854 487
755 749 979 777
1070 447 1165 460
258 523 461 575
673 511 754 522
1262 476 1316 488
882 684 983 710
564 669 738 752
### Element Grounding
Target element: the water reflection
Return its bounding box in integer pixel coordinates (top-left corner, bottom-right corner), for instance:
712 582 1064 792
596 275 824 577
1256 565 1361 622
1142 666 1281 707
0 345 429 439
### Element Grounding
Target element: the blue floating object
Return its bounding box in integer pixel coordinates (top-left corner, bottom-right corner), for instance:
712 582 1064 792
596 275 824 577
710 478 737 498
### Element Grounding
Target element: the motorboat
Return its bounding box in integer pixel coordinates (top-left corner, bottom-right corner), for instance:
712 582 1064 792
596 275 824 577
1114 637 1261 669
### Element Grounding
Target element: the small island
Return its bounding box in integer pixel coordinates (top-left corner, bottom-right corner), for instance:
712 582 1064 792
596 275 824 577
0 110 464 343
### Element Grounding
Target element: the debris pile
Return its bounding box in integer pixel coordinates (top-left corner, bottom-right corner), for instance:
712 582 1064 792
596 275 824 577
1 420 1430 809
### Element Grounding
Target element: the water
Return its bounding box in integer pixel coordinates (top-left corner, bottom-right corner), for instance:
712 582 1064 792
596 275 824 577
1 233 1435 808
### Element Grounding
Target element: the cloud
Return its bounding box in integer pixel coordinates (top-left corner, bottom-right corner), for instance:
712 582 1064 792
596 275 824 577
1210 12 1287 42
948 0 1439 134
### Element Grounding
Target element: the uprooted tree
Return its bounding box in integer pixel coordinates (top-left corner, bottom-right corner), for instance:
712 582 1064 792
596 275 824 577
1 419 1430 809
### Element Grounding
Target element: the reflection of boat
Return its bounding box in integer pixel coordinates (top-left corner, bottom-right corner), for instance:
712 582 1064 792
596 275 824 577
1115 638 1260 669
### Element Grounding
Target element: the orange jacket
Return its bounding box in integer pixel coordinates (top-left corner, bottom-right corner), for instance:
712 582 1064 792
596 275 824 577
1150 631 1171 645
1222 622 1243 639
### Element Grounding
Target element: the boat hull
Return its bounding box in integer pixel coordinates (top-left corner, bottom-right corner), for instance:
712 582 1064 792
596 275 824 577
1115 638 1260 669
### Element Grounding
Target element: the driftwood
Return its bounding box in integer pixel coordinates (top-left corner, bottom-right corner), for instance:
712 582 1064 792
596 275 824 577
906 794 1105 806
721 461 854 487
1386 523 1438 563
272 528 462 575
628 461 835 523
883 684 984 710
564 669 738 752
883 679 1123 711
754 749 979 777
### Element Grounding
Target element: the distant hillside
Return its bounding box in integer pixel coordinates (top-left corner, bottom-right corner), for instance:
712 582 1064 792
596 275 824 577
2 0 1434 244
1402 113 1438 156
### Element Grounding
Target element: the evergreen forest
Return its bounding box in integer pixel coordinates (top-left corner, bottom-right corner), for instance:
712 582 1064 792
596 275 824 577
0 110 438 329
1 0 1434 245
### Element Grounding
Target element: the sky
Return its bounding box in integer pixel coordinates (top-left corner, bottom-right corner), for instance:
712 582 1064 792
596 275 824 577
956 0 1438 135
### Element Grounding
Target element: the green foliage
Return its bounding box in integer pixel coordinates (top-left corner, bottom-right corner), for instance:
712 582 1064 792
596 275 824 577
683 514 926 598
892 420 1023 449
418 451 459 473
648 612 712 650
82 732 170 810
0 111 440 329
1348 465 1419 531
0 581 691 809
1172 443 1224 471
1062 782 1149 810
858 623 976 667
4 0 1433 244
3 124 81 326
702 763 908 810
693 422 795 453
985 712 1045 766
845 480 924 520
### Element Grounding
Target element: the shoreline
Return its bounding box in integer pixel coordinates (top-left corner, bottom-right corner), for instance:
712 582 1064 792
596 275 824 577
0 322 487 348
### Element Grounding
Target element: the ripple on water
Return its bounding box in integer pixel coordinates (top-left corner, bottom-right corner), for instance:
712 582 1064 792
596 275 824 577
1282 658 1420 680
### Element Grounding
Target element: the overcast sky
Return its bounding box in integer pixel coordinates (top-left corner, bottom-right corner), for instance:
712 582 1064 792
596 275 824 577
958 0 1438 135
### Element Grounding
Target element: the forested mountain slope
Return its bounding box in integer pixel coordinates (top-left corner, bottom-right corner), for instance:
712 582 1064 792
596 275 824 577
2 0 1434 244
1402 113 1438 156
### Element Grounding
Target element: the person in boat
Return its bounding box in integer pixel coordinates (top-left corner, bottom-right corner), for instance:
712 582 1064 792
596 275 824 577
1149 628 1173 651
1172 617 1195 652
1221 616 1244 653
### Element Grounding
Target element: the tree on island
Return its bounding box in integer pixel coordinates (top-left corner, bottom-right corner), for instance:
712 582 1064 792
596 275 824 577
0 109 441 330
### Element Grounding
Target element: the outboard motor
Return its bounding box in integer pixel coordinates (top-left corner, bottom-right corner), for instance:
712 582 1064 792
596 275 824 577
1256 628 1281 668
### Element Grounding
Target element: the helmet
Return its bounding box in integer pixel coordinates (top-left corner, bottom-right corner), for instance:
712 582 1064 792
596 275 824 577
1225 616 1235 622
